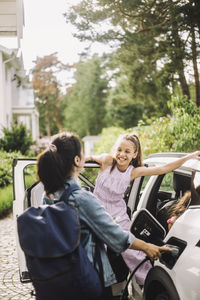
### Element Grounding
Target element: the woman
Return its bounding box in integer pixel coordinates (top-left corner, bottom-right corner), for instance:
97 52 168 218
37 131 170 300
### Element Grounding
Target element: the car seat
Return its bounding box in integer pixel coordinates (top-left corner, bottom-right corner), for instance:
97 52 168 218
156 173 191 231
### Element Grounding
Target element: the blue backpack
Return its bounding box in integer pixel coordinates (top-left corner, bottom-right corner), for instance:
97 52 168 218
17 184 103 300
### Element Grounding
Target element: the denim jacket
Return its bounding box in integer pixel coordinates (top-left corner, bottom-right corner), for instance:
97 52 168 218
43 177 135 287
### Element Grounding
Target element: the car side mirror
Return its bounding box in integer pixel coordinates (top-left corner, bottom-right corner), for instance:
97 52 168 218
130 209 166 246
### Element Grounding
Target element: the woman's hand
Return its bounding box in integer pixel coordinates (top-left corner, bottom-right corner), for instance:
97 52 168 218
130 238 170 261
143 243 171 261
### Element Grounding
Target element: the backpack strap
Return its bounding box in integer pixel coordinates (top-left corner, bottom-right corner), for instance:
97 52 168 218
56 181 81 204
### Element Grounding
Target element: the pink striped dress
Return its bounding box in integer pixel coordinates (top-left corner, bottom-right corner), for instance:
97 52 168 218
93 164 152 285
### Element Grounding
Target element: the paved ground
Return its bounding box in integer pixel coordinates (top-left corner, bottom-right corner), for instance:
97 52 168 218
0 214 136 300
0 214 34 300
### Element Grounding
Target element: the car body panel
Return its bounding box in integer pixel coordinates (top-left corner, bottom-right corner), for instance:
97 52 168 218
155 207 200 300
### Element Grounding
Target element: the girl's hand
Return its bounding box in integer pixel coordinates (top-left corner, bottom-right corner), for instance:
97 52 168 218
85 156 93 162
188 151 200 160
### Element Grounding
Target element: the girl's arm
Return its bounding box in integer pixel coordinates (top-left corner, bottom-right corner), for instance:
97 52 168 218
85 153 113 170
131 151 200 180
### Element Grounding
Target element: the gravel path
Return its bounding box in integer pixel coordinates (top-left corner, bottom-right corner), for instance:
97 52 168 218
0 214 34 300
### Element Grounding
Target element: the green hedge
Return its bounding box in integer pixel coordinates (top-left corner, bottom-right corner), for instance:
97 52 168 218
137 96 200 157
0 150 22 187
93 96 200 158
0 184 13 218
0 150 23 218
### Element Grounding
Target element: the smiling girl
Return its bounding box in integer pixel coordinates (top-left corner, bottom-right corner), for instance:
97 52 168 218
86 133 200 285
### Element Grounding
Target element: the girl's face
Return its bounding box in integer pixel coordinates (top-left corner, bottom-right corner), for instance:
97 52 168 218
114 138 137 171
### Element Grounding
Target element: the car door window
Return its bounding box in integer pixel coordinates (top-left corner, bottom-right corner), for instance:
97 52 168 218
157 172 174 209
23 162 100 206
80 165 99 191
140 176 151 193
24 164 37 190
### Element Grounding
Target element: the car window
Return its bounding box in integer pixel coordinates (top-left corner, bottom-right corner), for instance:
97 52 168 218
159 172 173 191
154 171 193 231
194 171 200 188
24 164 37 190
81 167 99 187
24 163 99 194
140 176 151 192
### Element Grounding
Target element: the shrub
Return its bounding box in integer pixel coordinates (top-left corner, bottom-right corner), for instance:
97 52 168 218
93 96 200 160
0 184 13 218
0 151 22 188
0 123 33 155
93 127 126 154
137 96 200 157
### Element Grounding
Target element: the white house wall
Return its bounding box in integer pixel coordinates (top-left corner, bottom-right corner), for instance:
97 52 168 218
18 87 35 106
0 52 4 135
0 46 39 141
0 1 39 142
0 51 12 134
0 0 24 47
0 52 17 132
5 61 13 128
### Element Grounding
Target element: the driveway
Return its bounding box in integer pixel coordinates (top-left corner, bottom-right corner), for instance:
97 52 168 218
0 214 33 299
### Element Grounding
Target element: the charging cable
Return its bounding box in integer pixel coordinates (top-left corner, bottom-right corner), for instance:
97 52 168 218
120 256 152 300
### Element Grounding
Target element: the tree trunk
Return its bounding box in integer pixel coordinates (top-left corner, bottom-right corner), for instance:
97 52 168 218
191 24 200 107
171 22 190 99
53 99 63 132
45 101 51 137
194 0 200 36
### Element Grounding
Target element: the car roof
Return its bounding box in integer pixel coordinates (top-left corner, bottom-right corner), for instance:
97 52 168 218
144 152 200 172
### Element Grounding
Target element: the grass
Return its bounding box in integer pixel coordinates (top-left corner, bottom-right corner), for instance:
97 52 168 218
0 173 37 219
0 184 13 219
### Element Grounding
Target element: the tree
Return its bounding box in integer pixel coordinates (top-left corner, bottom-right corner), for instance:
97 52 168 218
180 1 200 106
106 75 144 128
32 53 69 136
65 0 200 111
63 55 108 137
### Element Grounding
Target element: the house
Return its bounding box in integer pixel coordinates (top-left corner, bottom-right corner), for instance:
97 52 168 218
82 135 100 156
0 0 39 141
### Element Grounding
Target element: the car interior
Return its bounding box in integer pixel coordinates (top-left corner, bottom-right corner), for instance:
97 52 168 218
153 172 191 232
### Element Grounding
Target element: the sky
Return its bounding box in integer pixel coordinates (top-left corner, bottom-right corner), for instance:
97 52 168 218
21 0 84 71
0 0 111 88
0 0 93 81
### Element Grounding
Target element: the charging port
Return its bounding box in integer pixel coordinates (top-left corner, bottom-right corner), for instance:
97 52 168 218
159 237 187 269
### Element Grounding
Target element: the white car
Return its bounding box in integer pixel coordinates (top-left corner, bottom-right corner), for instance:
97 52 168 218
13 153 200 300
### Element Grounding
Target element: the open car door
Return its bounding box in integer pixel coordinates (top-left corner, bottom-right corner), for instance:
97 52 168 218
13 158 99 283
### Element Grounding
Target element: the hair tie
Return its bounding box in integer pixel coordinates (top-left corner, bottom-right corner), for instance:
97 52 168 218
49 144 57 152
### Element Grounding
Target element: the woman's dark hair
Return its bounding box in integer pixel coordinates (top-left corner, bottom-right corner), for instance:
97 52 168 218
111 133 143 172
37 132 82 195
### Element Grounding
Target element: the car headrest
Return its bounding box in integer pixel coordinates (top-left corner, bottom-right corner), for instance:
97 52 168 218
173 173 191 199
